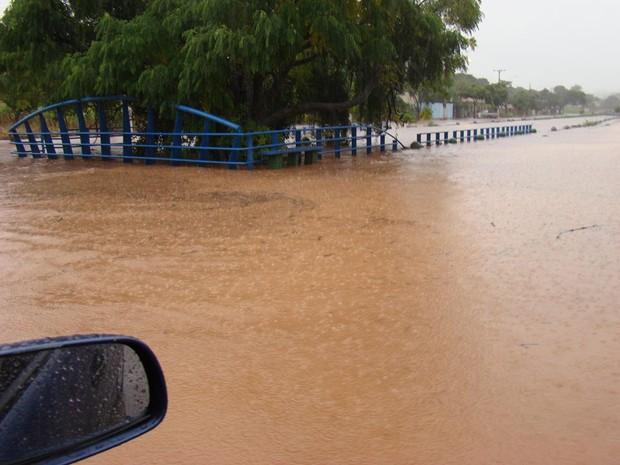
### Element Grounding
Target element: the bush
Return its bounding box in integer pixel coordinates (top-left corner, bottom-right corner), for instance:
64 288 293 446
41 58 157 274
419 107 433 121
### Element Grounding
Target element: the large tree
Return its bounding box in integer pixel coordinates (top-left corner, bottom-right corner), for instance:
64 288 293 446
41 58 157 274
0 0 481 127
0 0 146 113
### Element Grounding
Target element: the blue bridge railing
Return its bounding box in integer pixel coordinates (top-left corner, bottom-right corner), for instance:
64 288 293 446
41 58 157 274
8 96 403 169
416 124 534 146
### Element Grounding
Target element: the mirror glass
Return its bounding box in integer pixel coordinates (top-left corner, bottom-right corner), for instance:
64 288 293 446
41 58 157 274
0 343 150 464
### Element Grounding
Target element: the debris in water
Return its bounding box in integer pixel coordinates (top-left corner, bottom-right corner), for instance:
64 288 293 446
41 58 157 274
556 224 601 240
519 343 540 348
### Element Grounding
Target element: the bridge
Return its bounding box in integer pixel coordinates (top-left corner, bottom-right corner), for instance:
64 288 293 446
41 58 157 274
8 96 404 169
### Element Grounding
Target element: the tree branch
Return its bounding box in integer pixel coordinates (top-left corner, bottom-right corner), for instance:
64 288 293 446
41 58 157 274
263 77 378 126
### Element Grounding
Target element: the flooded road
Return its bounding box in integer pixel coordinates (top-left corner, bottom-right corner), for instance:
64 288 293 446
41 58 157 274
1 118 619 464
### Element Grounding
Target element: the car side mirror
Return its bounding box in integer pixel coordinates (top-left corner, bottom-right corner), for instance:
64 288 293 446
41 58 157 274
0 335 167 465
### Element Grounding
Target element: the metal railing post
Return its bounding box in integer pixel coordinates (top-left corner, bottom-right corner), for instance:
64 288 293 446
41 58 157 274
39 114 56 158
335 129 341 158
122 99 132 162
76 101 91 159
24 121 41 157
171 110 183 164
145 109 156 164
246 134 254 170
10 130 26 157
197 119 210 162
56 108 73 159
316 128 323 160
97 102 111 159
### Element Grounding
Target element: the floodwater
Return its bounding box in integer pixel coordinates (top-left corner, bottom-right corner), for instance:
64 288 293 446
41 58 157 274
1 117 619 465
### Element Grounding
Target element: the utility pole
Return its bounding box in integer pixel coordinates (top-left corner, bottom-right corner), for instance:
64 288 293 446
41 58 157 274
493 69 507 84
493 69 507 119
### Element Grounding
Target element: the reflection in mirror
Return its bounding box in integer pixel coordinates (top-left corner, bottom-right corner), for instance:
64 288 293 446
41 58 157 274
0 343 150 465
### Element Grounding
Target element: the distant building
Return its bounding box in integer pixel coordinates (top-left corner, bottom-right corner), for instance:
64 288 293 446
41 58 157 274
422 102 454 120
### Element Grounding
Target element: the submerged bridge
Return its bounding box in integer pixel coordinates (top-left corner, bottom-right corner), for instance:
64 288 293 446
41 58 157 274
8 96 404 169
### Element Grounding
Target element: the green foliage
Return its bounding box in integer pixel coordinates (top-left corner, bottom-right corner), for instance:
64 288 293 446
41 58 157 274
0 0 147 112
419 107 433 121
0 0 481 127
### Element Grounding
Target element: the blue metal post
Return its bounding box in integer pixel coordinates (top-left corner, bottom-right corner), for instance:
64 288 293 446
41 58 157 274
38 114 56 158
24 121 41 157
316 128 323 160
453 130 457 139
335 129 341 158
473 129 478 141
229 134 240 168
171 111 182 163
122 100 132 162
351 126 357 156
444 131 449 143
246 134 254 170
199 119 210 161
76 101 91 158
96 102 111 159
460 130 465 141
426 133 431 146
56 108 73 159
295 129 301 148
467 129 471 141
366 126 372 155
145 109 156 164
380 132 386 152
10 130 27 157
392 137 397 152
435 132 440 145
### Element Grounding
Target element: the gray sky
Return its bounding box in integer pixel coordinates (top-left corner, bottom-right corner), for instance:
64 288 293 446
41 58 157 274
468 0 620 96
0 0 617 96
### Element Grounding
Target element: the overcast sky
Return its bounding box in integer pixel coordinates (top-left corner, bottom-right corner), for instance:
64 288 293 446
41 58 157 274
0 0 618 96
467 0 620 96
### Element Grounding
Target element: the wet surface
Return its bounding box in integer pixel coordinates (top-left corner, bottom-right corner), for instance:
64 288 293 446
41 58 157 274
0 118 619 464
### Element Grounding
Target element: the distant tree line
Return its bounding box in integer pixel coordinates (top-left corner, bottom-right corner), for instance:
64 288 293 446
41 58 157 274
0 0 483 128
402 73 618 120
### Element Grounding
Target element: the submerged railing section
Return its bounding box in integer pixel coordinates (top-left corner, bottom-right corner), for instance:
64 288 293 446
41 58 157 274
415 124 534 147
8 96 404 169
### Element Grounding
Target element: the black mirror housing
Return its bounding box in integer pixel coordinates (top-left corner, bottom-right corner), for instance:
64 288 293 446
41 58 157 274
0 335 167 465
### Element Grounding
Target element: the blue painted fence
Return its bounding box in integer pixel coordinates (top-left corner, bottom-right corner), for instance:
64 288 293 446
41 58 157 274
8 96 403 169
416 124 534 146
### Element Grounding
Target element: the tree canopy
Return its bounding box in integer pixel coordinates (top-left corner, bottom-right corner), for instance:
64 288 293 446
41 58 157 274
0 0 482 126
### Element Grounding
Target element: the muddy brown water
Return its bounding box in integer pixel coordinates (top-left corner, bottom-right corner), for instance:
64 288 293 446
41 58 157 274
1 118 619 464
